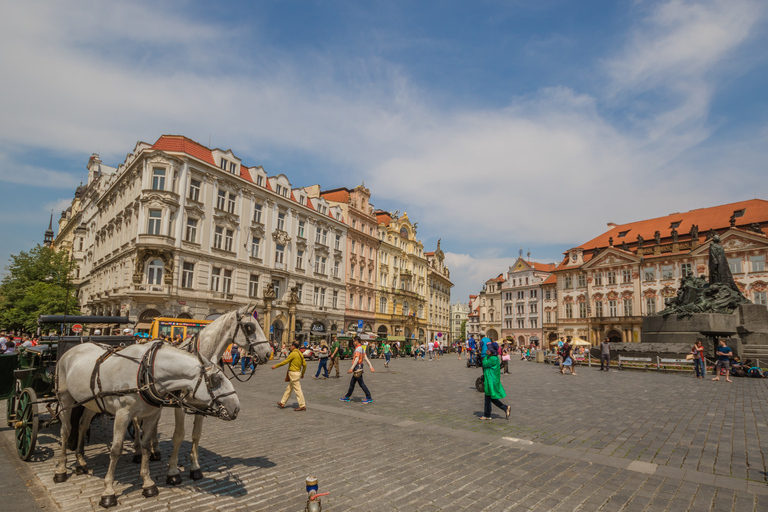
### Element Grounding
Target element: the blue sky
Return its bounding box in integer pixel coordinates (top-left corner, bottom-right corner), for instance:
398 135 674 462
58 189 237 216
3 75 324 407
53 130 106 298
1 0 767 302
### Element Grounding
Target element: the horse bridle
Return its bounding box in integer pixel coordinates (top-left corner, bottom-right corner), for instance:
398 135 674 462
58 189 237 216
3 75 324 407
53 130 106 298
233 310 271 363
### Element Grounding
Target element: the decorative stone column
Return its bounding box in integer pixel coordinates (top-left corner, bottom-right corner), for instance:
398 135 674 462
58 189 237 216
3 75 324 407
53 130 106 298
287 286 298 346
263 297 273 340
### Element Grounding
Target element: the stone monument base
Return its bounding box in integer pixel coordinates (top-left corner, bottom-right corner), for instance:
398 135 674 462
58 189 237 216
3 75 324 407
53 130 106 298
640 304 768 359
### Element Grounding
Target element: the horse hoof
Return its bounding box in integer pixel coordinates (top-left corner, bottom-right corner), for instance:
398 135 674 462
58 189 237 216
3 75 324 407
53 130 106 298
189 469 203 481
132 454 142 464
75 465 89 475
99 495 118 508
166 474 182 486
142 485 159 498
53 473 68 484
149 452 162 462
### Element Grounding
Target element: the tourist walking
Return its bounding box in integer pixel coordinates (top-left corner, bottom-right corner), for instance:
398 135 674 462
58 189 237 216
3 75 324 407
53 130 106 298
382 340 391 368
711 339 732 383
340 337 375 404
313 342 330 379
230 343 240 367
501 344 510 374
600 337 611 371
328 334 341 378
692 340 706 378
272 340 307 411
560 341 576 375
479 342 511 420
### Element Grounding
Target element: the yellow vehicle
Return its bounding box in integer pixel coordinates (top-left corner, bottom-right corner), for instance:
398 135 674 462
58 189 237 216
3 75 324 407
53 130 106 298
147 318 213 342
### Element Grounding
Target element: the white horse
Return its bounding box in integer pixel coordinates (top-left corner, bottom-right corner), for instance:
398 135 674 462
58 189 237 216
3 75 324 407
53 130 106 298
54 341 239 508
152 305 271 485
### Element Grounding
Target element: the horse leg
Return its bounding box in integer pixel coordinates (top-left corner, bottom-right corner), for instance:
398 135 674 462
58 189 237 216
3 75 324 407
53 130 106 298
188 414 204 480
140 411 161 498
99 409 130 508
54 393 75 483
131 418 142 464
75 408 97 475
150 421 161 461
165 408 185 485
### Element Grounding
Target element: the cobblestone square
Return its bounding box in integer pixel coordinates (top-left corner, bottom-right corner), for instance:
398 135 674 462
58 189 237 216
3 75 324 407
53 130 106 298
3 356 768 511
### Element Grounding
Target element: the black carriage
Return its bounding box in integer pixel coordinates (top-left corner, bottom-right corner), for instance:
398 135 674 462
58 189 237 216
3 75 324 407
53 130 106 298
2 315 135 460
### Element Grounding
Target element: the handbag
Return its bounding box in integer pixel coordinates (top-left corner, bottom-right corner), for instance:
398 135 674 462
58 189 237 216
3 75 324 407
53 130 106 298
685 354 694 360
353 364 364 377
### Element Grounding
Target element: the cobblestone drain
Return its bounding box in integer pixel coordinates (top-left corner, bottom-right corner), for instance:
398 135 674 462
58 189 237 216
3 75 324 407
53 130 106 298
1 357 768 511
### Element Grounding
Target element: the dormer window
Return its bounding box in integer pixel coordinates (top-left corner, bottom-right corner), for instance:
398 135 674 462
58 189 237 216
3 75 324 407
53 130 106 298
670 221 681 229
733 209 745 218
256 175 264 187
220 159 227 170
230 162 237 174
618 230 629 238
299 196 306 206
275 184 288 197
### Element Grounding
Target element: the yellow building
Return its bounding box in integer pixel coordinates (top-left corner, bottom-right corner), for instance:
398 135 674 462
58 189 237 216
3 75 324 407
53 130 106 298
374 211 428 344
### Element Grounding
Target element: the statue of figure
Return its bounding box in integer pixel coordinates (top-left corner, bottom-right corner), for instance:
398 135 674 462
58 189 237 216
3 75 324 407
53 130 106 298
263 283 276 299
690 224 699 239
707 228 716 240
620 241 629 252
729 214 737 227
636 234 644 248
437 238 441 249
289 285 300 304
708 235 740 294
750 223 763 234
671 228 678 243
608 236 613 247
592 247 600 257
654 231 661 244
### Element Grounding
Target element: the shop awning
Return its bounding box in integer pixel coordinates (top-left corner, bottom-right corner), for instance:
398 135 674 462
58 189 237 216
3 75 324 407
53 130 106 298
387 336 407 341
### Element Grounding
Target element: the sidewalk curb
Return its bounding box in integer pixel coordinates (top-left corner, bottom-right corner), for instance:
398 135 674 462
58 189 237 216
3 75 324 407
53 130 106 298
0 427 61 511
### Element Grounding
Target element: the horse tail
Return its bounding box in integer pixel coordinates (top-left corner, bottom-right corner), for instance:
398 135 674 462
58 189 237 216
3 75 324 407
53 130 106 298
66 405 85 451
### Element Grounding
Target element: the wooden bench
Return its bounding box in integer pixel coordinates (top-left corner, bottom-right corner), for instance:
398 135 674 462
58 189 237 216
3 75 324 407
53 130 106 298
618 356 653 370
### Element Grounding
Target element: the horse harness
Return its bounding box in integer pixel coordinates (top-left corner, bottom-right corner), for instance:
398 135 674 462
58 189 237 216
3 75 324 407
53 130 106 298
62 341 234 417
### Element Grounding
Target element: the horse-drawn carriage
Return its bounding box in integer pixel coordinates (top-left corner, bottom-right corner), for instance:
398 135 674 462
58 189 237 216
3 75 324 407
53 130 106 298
1 315 135 460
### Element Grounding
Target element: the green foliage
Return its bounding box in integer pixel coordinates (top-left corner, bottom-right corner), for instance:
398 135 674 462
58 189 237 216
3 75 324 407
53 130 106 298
0 245 79 333
460 319 467 341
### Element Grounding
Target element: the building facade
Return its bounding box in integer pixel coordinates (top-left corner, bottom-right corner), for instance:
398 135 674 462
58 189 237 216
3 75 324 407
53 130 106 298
553 199 768 344
500 258 555 347
374 211 428 343
54 135 348 345
471 275 504 340
425 240 454 344
450 301 469 343
314 185 380 337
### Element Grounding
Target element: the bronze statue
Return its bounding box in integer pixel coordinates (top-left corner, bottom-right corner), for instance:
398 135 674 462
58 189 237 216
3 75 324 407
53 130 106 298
658 234 749 317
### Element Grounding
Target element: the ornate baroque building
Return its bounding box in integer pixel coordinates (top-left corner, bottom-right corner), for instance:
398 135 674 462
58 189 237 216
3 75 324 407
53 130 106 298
500 258 555 347
374 211 428 343
425 240 453 344
450 301 469 343
313 185 380 337
470 275 504 341
53 135 348 345
552 199 768 344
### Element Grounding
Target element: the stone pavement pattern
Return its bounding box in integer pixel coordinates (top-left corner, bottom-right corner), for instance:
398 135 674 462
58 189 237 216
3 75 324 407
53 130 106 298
2 355 768 511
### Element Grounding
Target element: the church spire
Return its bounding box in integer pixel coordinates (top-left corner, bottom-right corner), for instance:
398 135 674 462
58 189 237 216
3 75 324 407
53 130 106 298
44 210 54 247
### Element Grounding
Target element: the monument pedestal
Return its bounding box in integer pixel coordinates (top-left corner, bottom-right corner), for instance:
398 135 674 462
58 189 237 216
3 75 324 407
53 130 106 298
640 304 768 358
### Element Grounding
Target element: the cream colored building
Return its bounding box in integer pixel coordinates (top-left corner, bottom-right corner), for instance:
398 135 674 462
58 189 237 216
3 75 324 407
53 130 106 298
500 258 555 347
425 240 453 345
553 199 768 346
54 135 348 344
374 211 428 344
470 275 504 341
450 301 469 343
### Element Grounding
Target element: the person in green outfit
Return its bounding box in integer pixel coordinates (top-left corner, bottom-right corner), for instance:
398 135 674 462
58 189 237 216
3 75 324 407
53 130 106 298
480 341 511 420
382 341 391 368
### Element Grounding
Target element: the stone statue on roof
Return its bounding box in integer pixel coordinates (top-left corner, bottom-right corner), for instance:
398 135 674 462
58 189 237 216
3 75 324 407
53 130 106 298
608 236 613 247
636 234 644 248
671 228 678 243
654 231 661 244
620 241 629 252
690 224 698 239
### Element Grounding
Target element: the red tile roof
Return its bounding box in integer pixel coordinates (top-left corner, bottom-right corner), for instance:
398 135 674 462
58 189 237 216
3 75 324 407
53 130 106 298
542 274 557 285
151 135 257 184
579 199 768 252
320 188 350 203
424 251 435 257
376 211 392 226
530 262 556 272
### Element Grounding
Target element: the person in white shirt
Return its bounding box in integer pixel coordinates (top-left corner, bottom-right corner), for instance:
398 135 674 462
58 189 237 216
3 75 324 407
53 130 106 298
0 335 7 351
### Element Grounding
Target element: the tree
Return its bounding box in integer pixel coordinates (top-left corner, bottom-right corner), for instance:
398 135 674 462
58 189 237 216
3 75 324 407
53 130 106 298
460 319 467 341
0 245 79 333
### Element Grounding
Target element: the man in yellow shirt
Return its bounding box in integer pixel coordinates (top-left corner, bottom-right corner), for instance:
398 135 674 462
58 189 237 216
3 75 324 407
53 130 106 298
271 340 307 411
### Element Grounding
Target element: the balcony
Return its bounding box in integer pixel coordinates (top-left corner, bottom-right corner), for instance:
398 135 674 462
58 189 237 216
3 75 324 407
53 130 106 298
131 284 166 295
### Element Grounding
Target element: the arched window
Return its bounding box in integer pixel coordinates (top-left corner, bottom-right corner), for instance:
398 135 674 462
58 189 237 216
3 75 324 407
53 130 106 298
147 259 163 285
403 301 409 316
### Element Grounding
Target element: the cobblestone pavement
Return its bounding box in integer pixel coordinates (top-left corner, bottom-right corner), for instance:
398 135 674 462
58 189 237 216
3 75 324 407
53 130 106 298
2 355 768 511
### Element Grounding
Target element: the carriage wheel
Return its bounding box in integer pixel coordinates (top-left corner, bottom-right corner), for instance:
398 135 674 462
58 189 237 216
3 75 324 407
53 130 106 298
15 388 39 461
475 376 484 393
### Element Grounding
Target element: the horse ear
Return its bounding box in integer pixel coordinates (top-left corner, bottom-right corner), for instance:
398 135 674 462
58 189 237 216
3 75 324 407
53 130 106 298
199 353 214 371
